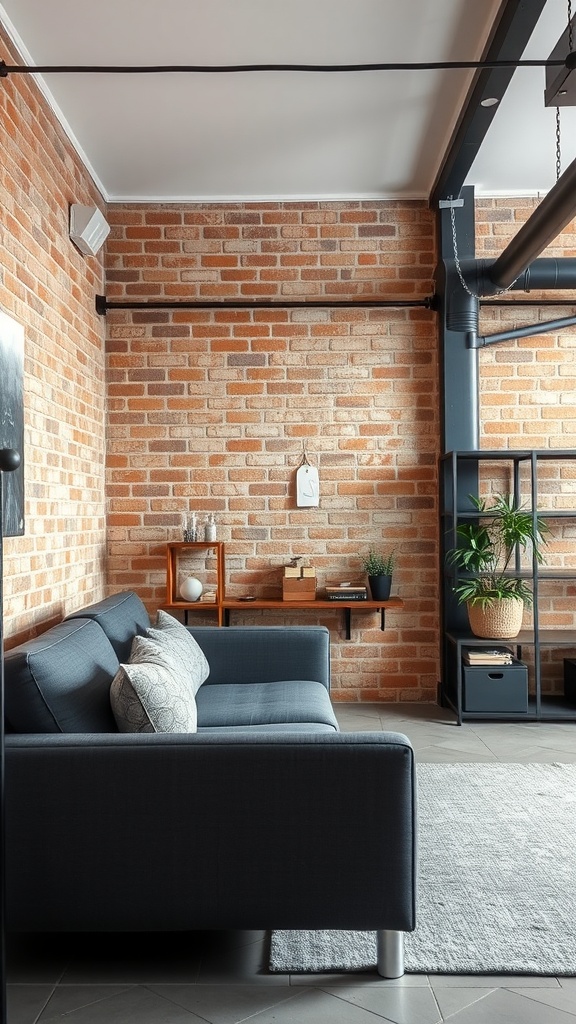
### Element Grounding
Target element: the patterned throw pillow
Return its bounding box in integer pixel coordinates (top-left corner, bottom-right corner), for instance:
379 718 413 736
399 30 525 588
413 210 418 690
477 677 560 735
146 609 210 695
110 660 197 733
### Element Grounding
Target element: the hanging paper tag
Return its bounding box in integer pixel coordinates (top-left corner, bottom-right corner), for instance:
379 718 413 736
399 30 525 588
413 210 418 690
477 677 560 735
296 463 319 507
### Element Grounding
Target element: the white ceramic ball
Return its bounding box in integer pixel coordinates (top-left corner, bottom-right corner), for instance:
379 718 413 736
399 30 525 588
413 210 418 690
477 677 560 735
179 576 203 602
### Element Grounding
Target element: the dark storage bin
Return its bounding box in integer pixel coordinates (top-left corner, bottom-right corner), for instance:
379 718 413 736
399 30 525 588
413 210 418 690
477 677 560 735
563 659 576 702
463 661 528 713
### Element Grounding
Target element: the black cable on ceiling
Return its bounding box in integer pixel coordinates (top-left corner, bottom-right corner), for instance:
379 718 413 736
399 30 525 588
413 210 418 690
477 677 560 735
0 58 571 76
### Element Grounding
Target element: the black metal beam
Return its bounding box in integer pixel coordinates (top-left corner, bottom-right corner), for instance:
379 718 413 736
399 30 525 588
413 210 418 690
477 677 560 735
430 0 548 207
545 15 576 106
436 188 480 451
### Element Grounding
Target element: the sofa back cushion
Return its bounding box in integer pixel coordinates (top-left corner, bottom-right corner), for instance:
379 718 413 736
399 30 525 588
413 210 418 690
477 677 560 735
5 618 120 733
65 590 150 663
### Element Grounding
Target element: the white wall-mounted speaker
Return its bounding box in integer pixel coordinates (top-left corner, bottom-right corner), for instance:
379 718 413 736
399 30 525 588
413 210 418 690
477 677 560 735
69 204 110 256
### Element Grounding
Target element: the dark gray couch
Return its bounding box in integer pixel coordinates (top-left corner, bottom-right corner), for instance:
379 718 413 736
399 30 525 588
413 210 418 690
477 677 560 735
4 590 416 977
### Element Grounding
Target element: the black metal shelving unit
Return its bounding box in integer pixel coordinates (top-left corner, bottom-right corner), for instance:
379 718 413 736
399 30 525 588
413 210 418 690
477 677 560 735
440 450 576 724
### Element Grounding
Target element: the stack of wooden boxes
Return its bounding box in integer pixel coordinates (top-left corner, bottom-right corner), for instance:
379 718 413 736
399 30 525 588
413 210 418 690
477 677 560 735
283 565 316 601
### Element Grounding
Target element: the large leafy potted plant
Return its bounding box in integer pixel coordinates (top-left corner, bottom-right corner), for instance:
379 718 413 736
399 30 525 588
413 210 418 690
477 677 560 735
361 548 396 601
448 494 548 638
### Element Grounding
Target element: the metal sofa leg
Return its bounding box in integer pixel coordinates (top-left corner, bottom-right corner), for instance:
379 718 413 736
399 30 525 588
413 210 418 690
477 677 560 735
376 929 404 978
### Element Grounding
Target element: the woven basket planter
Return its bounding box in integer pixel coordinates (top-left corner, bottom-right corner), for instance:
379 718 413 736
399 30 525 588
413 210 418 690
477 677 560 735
467 598 524 639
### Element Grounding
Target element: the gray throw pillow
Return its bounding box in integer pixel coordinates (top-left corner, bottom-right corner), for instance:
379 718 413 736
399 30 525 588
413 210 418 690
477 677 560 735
130 633 192 687
146 609 210 695
110 660 198 733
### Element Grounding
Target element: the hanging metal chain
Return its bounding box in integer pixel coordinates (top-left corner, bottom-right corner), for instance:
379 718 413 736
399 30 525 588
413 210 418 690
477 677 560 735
555 1 573 182
449 201 479 297
449 201 518 297
556 106 562 181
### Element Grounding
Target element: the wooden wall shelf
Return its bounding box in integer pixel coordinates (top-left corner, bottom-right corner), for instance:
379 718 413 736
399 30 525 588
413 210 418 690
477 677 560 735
222 598 403 638
165 543 403 638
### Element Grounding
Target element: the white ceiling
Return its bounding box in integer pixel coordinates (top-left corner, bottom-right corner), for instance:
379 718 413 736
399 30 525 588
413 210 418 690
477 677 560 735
0 0 575 203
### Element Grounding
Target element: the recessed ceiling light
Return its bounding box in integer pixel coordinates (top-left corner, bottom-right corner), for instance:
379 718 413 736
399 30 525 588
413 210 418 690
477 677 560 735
480 97 500 107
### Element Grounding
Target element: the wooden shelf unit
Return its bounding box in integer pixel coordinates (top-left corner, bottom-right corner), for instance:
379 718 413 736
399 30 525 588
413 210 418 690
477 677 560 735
165 541 226 625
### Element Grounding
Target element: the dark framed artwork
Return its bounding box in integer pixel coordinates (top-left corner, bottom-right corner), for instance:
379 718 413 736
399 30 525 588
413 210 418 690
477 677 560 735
0 311 24 536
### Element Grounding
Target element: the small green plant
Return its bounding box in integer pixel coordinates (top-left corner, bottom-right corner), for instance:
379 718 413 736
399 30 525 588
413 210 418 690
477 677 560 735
448 493 548 608
361 548 396 576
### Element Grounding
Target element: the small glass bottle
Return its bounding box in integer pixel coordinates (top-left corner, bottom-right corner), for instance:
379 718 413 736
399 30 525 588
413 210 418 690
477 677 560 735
205 513 217 542
183 511 197 542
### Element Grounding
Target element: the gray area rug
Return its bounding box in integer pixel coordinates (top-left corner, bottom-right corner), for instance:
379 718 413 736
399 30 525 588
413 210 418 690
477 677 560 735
270 763 576 975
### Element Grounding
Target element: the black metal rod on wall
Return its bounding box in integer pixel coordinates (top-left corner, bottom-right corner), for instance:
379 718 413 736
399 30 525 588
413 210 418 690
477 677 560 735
481 298 576 306
95 296 435 315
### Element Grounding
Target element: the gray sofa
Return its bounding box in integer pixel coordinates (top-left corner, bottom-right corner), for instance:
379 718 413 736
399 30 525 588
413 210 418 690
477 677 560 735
4 590 416 977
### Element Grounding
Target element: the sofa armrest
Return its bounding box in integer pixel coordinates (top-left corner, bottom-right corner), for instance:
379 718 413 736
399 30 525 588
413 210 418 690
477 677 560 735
6 730 415 933
189 625 331 689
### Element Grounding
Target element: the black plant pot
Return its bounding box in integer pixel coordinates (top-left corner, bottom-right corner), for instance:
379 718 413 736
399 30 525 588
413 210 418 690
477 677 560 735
368 574 392 601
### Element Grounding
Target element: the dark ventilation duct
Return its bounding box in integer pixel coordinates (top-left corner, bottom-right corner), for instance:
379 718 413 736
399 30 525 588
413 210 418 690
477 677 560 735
442 257 576 333
487 154 576 290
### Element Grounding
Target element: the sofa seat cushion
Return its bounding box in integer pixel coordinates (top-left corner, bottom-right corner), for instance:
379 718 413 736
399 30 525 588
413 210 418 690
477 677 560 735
196 680 339 731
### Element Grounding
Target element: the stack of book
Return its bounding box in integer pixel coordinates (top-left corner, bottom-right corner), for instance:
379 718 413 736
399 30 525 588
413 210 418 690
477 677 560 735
325 585 368 601
462 647 514 666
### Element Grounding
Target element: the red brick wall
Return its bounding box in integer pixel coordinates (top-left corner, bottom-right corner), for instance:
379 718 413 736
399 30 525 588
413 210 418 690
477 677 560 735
0 27 108 645
105 202 440 702
9 37 576 705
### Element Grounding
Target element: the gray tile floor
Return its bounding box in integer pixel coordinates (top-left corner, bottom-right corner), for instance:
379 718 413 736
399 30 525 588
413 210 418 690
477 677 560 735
7 703 576 1024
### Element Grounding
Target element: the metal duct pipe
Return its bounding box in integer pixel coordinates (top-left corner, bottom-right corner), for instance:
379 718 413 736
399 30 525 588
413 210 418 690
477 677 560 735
470 313 576 347
488 154 576 290
504 257 576 291
441 259 482 333
443 258 576 332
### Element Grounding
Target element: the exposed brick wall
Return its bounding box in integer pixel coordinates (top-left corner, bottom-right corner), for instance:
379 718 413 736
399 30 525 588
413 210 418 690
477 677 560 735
105 202 440 702
9 37 576 705
0 27 108 645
